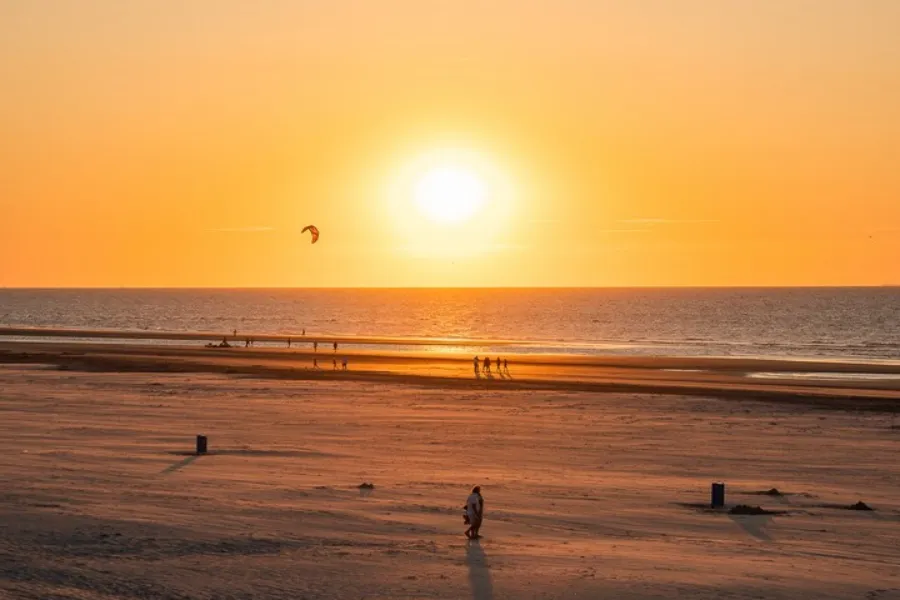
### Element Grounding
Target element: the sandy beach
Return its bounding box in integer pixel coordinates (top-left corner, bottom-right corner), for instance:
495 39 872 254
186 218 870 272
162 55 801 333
1 346 899 599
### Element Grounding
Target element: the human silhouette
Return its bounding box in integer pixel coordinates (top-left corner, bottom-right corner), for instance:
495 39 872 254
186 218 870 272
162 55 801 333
313 341 318 352
483 356 491 374
473 356 480 375
464 486 485 539
333 341 338 353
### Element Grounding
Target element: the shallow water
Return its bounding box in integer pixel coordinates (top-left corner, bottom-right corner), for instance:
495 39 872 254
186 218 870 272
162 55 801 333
1 287 898 361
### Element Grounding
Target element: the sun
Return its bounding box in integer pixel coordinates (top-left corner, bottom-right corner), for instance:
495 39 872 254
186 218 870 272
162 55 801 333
413 166 486 224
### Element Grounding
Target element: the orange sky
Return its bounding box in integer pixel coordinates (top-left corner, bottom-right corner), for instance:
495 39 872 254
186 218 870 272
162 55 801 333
1 1 898 287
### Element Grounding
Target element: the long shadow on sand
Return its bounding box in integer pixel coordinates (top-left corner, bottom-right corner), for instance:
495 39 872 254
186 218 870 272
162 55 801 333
466 540 494 600
160 449 325 474
728 514 775 542
160 454 202 474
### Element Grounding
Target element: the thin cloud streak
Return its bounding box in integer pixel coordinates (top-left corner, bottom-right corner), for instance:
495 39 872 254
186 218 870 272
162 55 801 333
206 226 275 233
618 218 720 225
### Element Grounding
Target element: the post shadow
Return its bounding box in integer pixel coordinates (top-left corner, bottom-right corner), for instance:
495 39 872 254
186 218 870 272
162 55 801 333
160 454 202 475
466 540 494 600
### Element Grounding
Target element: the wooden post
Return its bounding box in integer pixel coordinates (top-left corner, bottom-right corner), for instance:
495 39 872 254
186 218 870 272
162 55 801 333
196 435 208 455
711 482 725 508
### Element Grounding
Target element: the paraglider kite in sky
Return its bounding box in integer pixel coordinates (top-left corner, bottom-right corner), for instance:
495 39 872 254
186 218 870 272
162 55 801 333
301 225 320 244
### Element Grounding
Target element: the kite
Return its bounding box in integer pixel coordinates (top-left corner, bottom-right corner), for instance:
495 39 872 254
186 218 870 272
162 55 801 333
301 225 320 244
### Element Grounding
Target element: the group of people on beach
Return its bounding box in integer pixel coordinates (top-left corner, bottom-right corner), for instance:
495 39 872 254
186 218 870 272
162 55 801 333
473 355 509 376
312 357 349 371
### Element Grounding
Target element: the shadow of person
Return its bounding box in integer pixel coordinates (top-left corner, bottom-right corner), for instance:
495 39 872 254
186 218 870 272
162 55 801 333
475 370 482 380
728 514 775 542
466 540 494 600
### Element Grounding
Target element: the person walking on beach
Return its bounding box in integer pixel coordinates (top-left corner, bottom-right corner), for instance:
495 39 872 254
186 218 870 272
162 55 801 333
483 356 491 374
473 356 480 375
313 358 319 369
313 341 318 352
287 337 291 348
342 357 348 371
464 486 484 539
503 358 508 373
332 358 337 370
302 328 306 336
495 357 502 373
333 341 338 353
233 329 237 338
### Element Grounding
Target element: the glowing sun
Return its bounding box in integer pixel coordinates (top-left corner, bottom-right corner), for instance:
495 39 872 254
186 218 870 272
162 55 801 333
413 166 486 224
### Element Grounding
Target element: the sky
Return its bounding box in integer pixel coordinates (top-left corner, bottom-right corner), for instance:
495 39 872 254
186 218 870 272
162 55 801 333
1 0 898 287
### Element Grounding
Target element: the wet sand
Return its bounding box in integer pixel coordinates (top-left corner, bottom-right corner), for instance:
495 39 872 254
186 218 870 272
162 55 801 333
0 365 898 599
1 340 899 412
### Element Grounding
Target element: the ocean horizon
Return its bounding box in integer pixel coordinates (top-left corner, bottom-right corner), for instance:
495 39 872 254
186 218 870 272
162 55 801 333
2 287 898 362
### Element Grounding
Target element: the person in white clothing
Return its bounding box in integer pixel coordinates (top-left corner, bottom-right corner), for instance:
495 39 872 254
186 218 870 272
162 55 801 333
464 486 484 539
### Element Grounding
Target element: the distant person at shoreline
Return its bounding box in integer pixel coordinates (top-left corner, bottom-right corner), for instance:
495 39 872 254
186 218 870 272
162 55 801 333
302 328 306 336
482 356 491 374
503 358 508 373
332 358 337 370
244 338 250 348
464 486 484 539
219 337 231 348
333 341 338 353
495 357 502 372
287 337 291 348
313 358 319 369
473 356 480 375
313 341 318 352
233 329 237 338
342 357 348 371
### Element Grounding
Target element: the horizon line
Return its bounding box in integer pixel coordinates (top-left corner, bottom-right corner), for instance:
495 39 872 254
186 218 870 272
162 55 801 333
0 285 898 291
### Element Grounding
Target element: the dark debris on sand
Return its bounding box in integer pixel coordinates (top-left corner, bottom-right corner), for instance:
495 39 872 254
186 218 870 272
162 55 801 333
729 505 776 515
358 482 375 490
849 501 874 511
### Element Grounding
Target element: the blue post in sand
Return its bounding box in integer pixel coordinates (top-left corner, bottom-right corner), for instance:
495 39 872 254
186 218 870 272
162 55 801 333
711 482 725 508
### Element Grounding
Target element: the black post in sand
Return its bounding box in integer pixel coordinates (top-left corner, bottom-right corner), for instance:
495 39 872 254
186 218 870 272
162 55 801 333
196 435 208 455
711 482 725 508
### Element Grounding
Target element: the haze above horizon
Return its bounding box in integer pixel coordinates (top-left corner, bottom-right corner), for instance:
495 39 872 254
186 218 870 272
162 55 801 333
2 1 898 287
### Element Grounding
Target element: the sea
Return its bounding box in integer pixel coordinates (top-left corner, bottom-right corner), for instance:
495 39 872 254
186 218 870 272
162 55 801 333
0 288 898 363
